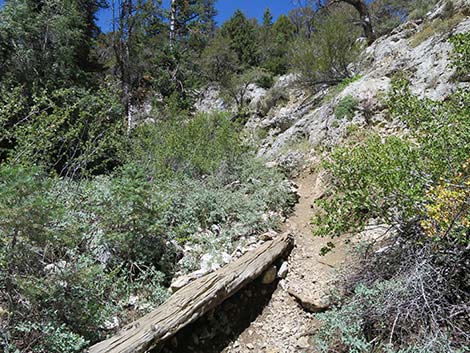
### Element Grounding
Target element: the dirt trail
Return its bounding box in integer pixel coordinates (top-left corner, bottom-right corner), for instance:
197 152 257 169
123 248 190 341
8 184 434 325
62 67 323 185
222 170 350 353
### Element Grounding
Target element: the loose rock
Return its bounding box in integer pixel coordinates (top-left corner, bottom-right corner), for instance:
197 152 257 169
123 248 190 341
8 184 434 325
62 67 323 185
261 266 277 284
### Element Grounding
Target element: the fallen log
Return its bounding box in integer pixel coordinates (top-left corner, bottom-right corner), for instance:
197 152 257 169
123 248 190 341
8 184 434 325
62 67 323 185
87 233 294 353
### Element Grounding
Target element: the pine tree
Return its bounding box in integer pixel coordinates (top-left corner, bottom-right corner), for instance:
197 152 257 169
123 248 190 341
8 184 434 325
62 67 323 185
263 7 273 28
0 0 106 89
221 10 259 68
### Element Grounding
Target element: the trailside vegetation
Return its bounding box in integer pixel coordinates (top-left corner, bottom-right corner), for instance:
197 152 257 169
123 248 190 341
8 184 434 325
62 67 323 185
312 33 470 352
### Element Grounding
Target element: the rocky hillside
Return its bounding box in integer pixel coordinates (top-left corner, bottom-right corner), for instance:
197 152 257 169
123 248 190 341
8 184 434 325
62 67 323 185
198 0 470 167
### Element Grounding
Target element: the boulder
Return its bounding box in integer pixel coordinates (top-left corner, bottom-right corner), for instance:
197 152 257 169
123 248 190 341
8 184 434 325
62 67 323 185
288 289 330 313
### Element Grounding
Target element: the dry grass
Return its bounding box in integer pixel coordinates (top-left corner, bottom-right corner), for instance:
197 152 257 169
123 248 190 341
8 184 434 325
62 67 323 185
410 13 466 47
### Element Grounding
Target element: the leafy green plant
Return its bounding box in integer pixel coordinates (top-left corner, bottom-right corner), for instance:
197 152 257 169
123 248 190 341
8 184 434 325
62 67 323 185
4 86 125 176
335 95 359 120
290 9 360 89
450 33 470 80
127 112 244 179
312 37 470 351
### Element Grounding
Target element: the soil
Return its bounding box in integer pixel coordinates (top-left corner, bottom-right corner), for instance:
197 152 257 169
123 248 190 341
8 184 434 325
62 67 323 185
220 170 350 353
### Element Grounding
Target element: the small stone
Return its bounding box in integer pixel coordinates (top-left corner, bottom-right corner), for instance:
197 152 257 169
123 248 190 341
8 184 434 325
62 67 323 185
265 347 280 353
101 316 120 330
277 261 288 278
127 295 139 307
222 252 232 264
211 224 221 234
261 266 277 284
297 336 310 349
246 343 255 350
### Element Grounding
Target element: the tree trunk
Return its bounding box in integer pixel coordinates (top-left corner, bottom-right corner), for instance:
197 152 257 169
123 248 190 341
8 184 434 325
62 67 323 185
341 0 375 44
169 0 177 48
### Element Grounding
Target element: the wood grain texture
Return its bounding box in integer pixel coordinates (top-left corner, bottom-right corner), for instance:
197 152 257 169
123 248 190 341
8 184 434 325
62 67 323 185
87 233 294 353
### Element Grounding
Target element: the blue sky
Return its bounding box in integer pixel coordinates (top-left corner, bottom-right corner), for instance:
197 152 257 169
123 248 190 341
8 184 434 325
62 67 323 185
0 1 298 32
96 1 298 32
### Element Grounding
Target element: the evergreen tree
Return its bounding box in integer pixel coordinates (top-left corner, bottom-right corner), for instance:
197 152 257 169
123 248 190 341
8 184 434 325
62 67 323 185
261 14 296 75
221 10 259 68
0 0 106 90
262 7 273 28
169 0 217 47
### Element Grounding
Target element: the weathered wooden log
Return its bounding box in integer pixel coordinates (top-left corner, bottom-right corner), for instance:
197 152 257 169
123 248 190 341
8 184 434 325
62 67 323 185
87 233 294 353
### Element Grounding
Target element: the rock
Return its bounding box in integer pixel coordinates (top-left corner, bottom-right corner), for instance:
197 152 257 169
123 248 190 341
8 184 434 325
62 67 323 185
127 295 139 307
222 252 232 264
44 260 67 274
101 316 120 331
246 343 255 350
288 290 330 313
277 261 289 279
261 266 277 284
265 347 280 353
246 83 268 111
200 253 220 273
210 224 221 234
195 85 228 113
296 336 310 349
276 150 306 174
254 14 470 159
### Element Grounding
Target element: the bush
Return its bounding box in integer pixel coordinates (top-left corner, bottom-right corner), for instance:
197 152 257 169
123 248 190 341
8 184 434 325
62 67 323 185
315 79 470 248
450 33 470 81
127 112 244 179
335 95 359 120
1 112 296 352
290 8 360 89
255 70 274 89
1 85 125 176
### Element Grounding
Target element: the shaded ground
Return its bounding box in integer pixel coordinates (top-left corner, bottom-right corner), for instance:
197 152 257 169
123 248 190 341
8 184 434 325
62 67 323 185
156 275 280 353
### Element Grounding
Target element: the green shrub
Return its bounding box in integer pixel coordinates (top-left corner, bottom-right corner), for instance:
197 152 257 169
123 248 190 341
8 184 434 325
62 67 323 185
1 119 296 351
315 79 470 246
2 85 125 176
290 9 360 89
128 112 244 179
255 70 274 89
335 95 359 120
450 33 470 80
